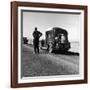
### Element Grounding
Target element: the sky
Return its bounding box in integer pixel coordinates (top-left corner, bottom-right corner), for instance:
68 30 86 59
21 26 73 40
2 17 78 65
22 11 81 42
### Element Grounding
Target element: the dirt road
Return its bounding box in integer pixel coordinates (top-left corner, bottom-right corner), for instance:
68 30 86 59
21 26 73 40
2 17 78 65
21 44 79 77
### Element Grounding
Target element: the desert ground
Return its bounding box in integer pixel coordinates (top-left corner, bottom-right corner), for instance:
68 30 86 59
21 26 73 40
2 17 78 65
21 44 79 77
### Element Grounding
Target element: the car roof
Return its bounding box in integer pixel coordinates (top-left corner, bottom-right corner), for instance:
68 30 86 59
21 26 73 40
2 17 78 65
46 27 68 35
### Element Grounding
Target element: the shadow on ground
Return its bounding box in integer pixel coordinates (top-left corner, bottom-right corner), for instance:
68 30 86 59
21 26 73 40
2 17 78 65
54 51 79 56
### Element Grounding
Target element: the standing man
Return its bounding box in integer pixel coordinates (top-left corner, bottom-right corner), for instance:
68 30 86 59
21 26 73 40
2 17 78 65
32 27 42 53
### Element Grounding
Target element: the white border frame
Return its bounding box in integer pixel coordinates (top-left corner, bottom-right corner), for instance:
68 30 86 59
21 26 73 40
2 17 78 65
18 6 84 83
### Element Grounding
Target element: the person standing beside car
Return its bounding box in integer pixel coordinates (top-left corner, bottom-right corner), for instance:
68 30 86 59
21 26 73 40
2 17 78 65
61 34 65 43
32 27 42 53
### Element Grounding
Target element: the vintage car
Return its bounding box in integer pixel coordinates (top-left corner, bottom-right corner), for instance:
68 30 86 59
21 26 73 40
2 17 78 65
45 27 71 53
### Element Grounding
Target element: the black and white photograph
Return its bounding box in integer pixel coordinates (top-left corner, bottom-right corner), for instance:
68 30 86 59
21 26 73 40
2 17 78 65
21 10 81 77
11 1 87 87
